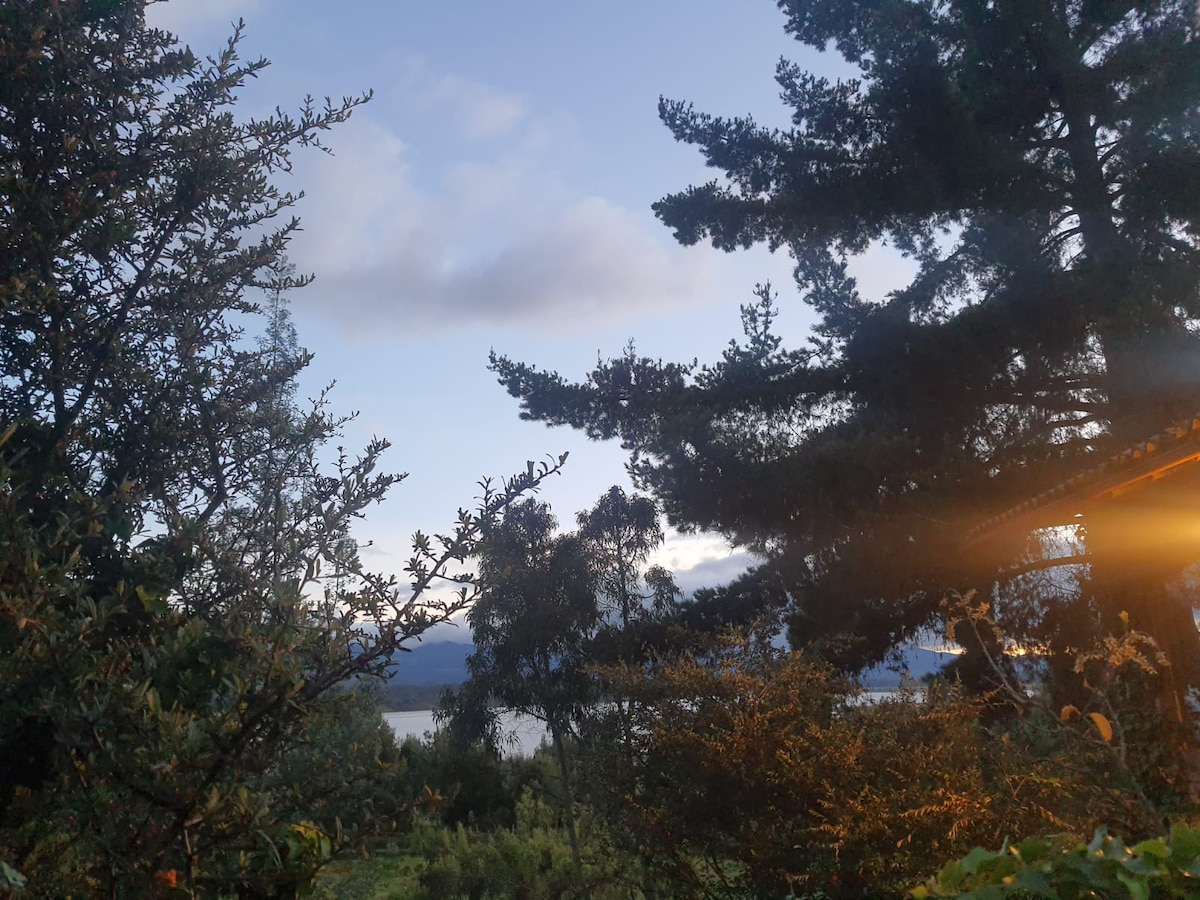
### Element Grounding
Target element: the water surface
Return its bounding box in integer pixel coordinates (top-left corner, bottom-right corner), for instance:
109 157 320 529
383 710 549 757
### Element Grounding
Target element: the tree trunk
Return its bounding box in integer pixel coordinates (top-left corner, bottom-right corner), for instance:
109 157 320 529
550 724 586 896
1054 80 1200 732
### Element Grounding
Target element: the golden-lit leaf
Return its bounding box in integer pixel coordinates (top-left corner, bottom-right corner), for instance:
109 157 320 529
1089 712 1114 742
1060 704 1079 722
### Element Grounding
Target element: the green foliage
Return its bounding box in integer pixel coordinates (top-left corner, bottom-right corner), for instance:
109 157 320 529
452 499 600 746
412 790 634 900
443 487 680 752
313 753 656 899
434 487 688 894
915 823 1200 900
265 684 413 845
396 731 548 832
439 499 601 882
310 849 426 900
0 860 26 892
577 486 677 631
439 498 600 822
0 2 564 894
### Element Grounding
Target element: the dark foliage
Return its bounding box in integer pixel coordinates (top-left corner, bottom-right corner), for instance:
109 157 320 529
490 1 1200 705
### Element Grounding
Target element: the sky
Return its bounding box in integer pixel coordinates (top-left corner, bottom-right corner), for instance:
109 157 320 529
145 0 908 635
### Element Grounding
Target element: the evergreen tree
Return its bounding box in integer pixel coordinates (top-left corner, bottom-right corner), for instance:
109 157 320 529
491 1 1200 717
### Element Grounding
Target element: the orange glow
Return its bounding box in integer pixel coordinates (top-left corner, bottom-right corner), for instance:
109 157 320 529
965 413 1200 553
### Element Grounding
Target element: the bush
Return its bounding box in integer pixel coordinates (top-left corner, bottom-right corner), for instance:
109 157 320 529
413 790 634 900
0 3 562 893
915 822 1200 899
598 639 1131 898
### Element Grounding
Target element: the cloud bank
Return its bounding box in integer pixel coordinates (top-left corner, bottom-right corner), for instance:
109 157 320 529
283 85 714 336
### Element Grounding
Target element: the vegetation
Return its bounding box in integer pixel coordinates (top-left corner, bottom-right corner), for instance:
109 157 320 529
915 823 1200 900
482 0 1200 894
0 2 558 894
490 0 1200 719
593 636 1143 898
438 488 678 887
2 0 1198 898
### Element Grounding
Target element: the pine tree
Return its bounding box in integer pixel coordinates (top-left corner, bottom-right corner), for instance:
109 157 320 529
491 1 1200 722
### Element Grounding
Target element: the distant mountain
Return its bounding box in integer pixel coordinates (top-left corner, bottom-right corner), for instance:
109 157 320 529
385 640 472 685
380 639 958 693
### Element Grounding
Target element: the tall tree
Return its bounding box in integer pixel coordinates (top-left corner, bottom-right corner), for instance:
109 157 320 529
0 3 561 894
445 499 601 881
577 486 680 647
491 1 1200 713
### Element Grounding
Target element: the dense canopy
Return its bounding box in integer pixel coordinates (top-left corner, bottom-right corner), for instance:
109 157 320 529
492 0 1200 685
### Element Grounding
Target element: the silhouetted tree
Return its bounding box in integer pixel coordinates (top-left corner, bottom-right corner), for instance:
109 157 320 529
491 1 1200 710
446 499 600 880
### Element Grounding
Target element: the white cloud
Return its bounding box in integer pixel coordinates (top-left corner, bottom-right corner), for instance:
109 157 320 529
145 0 263 36
652 532 756 597
428 75 529 140
436 197 711 325
673 552 757 597
395 62 530 142
285 115 714 335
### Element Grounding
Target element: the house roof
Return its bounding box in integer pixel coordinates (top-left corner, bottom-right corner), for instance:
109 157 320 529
964 413 1200 549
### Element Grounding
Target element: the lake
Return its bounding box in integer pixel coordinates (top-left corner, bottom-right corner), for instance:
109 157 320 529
383 691 909 757
383 710 550 757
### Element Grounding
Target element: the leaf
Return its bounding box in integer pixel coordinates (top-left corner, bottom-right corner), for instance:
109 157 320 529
1014 837 1051 863
1060 704 1079 722
1169 822 1200 867
961 846 1000 875
1009 867 1055 898
1116 872 1149 900
962 885 1006 900
1088 712 1114 742
936 860 967 892
1088 828 1110 855
1132 838 1168 860
0 860 27 889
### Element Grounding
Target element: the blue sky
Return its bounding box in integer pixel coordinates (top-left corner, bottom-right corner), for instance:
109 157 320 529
148 0 910 622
